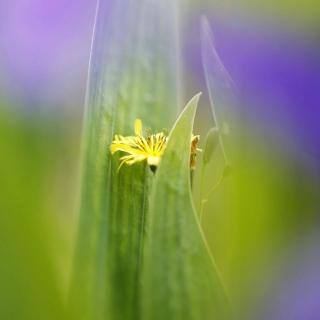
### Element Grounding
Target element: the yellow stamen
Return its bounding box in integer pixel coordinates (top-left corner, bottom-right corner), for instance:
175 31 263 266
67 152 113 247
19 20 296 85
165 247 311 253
190 135 201 170
110 119 168 170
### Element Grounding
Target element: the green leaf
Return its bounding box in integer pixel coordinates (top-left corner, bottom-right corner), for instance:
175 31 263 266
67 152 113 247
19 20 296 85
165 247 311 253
69 1 180 319
143 93 231 320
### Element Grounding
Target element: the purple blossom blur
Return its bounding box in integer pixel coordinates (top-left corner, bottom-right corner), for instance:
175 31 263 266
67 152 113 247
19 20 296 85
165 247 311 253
0 0 96 110
258 234 320 320
185 13 320 161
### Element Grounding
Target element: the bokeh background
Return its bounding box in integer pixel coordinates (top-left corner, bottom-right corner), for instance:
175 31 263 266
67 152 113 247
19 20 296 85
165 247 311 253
1 1 319 319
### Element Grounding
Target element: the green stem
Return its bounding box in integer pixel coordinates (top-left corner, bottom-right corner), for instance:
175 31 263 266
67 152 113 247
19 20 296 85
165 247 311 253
199 173 224 223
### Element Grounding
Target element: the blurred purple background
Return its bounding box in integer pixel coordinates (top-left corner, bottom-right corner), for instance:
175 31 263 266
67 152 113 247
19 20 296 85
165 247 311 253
0 0 96 112
185 12 320 165
258 232 320 320
1 1 319 160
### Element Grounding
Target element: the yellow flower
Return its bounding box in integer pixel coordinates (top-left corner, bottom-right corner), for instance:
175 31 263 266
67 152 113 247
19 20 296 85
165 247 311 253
110 119 168 171
110 119 201 171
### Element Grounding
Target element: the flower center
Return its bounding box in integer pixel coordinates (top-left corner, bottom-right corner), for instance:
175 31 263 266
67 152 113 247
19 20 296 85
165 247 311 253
147 156 161 167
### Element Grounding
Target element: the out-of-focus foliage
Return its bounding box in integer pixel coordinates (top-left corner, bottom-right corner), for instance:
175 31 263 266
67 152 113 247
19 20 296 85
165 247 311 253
0 105 79 319
195 16 319 319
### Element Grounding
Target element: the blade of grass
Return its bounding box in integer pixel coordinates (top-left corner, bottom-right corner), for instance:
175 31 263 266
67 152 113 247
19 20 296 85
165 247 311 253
201 15 239 164
69 1 180 319
199 16 236 222
143 93 231 320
